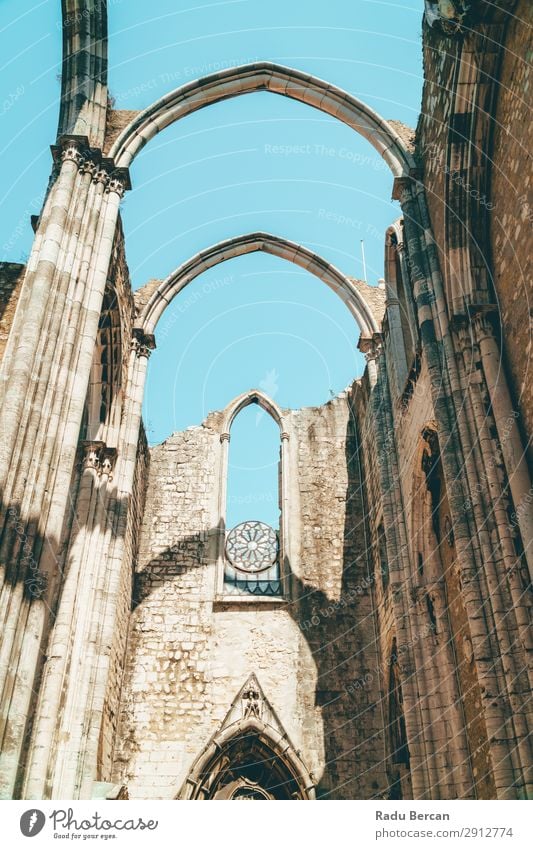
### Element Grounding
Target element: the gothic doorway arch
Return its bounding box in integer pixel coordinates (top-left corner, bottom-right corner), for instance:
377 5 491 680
178 676 316 800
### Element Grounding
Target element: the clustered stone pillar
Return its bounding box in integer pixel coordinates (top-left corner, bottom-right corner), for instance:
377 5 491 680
397 175 533 799
0 136 129 799
22 331 153 800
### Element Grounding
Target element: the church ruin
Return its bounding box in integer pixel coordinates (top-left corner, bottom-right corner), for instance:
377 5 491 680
0 0 531 800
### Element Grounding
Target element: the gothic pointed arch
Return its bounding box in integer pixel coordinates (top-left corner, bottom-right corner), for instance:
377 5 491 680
178 675 316 799
215 390 289 599
221 388 286 437
109 62 415 176
136 232 380 342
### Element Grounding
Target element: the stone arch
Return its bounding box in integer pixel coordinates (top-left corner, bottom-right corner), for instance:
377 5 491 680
82 283 124 447
179 716 315 799
109 61 415 177
137 232 380 341
221 388 286 437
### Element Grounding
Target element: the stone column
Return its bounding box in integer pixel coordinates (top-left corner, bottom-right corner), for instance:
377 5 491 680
397 175 531 798
26 333 153 800
0 137 129 799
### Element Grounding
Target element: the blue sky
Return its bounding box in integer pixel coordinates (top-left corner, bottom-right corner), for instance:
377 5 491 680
0 0 424 526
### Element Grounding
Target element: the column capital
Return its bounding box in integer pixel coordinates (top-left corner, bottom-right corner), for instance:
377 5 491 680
391 171 421 202
80 441 117 479
450 304 499 337
50 136 132 194
358 333 383 362
131 328 156 358
81 440 106 473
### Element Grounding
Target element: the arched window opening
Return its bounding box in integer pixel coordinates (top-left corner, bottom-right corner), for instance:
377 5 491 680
386 638 410 799
82 285 122 445
223 402 282 598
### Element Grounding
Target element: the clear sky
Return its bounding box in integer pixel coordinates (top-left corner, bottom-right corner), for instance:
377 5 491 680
0 0 424 527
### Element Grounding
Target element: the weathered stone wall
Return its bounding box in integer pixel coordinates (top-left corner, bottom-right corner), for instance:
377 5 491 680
416 26 458 279
99 423 150 782
416 4 532 453
112 392 386 799
489 0 533 457
0 263 25 364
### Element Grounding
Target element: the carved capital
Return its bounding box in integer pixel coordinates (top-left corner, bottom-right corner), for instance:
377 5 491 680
391 173 420 202
81 441 117 479
102 160 132 197
82 440 105 473
131 328 156 359
358 333 383 362
101 447 118 480
50 137 131 196
468 304 499 344
51 135 97 173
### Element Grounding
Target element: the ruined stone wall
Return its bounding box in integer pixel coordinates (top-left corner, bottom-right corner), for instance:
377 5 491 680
0 263 25 364
489 0 533 456
112 392 386 799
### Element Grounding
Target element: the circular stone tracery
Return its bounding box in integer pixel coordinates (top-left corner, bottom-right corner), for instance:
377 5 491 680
225 521 278 573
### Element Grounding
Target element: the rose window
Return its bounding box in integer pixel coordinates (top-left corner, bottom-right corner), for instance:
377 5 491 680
225 521 278 574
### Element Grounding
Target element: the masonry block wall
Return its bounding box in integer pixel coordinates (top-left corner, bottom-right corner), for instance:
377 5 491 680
112 392 386 799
